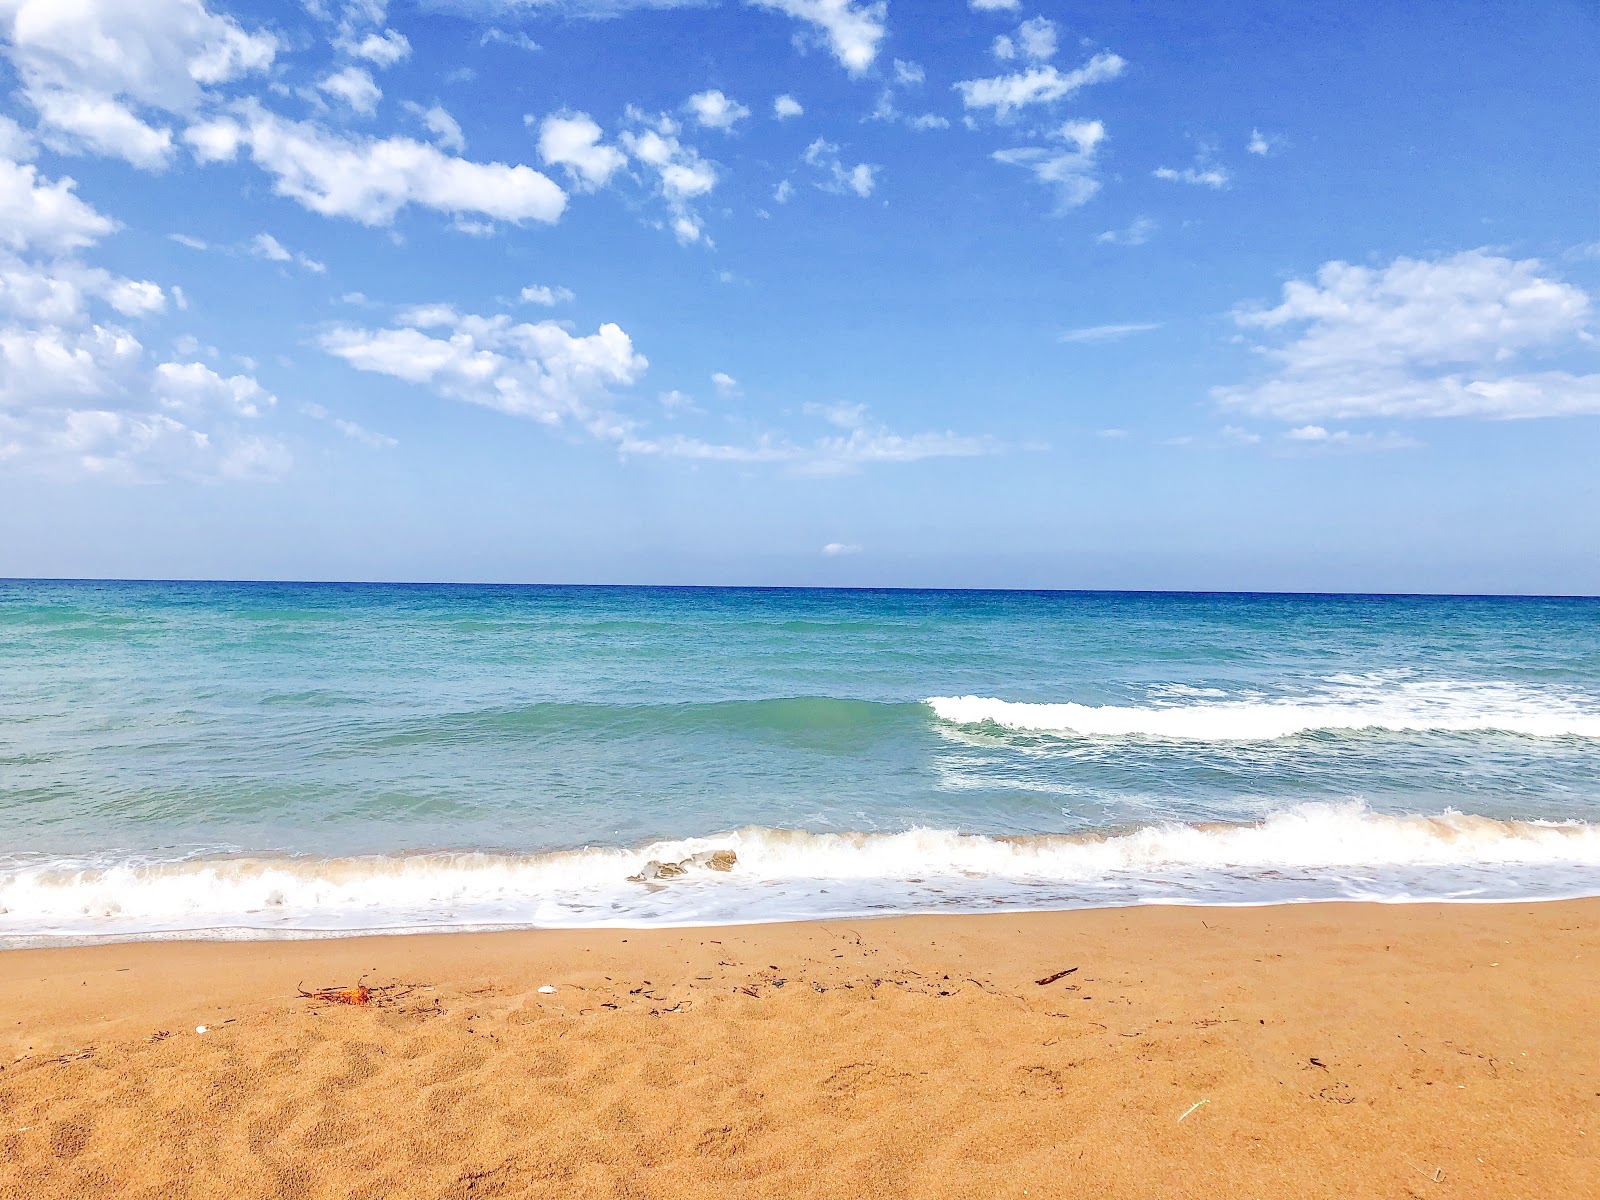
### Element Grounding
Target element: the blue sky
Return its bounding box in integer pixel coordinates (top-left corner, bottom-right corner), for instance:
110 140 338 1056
1 0 1596 593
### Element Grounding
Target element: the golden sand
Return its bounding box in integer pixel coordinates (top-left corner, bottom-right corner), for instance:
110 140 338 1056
2 901 1597 1198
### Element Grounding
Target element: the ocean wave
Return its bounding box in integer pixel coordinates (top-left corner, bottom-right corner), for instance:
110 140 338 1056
3 804 1597 941
927 680 1600 740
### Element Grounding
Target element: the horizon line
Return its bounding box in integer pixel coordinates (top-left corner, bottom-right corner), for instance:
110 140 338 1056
3 577 1596 602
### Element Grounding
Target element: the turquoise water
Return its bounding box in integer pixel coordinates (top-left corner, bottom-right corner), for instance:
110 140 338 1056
2 581 1598 940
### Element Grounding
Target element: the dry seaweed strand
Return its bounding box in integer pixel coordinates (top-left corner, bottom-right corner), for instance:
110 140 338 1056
1035 967 1079 986
299 982 373 1006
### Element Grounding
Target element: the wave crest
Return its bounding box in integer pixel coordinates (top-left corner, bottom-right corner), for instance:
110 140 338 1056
3 804 1597 941
926 682 1600 740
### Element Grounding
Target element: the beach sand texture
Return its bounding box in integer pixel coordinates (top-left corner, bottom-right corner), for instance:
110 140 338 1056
2 901 1596 1199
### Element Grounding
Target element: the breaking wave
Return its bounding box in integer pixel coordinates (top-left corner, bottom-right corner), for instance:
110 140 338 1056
3 803 1597 942
927 679 1600 741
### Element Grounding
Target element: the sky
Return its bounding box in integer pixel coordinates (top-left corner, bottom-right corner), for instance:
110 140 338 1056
0 0 1596 594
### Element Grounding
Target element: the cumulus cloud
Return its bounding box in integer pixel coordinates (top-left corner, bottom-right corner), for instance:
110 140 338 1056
154 360 273 418
992 118 1105 209
803 138 877 197
747 0 887 75
711 371 740 396
520 283 575 306
956 52 1125 118
1247 128 1274 155
686 90 751 131
0 0 276 169
1214 250 1600 421
319 299 991 474
0 146 284 480
536 111 628 191
317 66 383 115
994 19 1056 62
186 103 566 227
620 109 719 243
773 94 804 119
822 542 862 555
341 30 411 68
969 0 1020 9
0 158 117 254
321 307 648 427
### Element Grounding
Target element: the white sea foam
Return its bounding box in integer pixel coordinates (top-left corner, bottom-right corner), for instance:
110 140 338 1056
927 679 1600 740
3 804 1597 941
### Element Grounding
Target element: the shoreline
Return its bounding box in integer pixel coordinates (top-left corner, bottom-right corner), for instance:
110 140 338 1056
5 884 1600 952
4 898 1597 1197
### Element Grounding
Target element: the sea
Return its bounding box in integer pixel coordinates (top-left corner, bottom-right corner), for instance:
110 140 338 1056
2 580 1598 944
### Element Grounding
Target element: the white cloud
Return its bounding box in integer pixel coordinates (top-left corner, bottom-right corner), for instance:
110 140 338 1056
711 371 740 396
0 114 35 160
686 90 751 131
969 0 1020 9
0 158 117 254
318 300 991 475
805 400 865 427
803 138 877 197
186 104 566 227
480 28 541 52
341 30 412 67
1215 250 1600 421
1247 128 1272 155
536 111 628 191
1281 424 1418 452
520 283 575 306
0 0 276 169
154 360 274 418
992 119 1105 210
302 402 396 448
317 66 383 115
26 92 176 170
746 0 887 75
659 388 700 414
822 542 862 556
956 52 1125 118
620 422 996 475
1059 321 1160 343
773 179 795 203
249 232 325 273
773 94 804 119
907 113 950 131
404 102 467 152
1154 163 1229 188
1016 17 1057 62
620 110 719 243
1096 215 1156 246
321 307 648 427
893 59 925 85
0 153 284 482
250 232 291 261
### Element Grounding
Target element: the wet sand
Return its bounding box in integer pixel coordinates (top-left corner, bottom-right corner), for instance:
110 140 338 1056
2 900 1597 1199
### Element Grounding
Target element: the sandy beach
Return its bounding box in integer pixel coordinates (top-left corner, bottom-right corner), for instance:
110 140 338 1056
1 900 1595 1199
